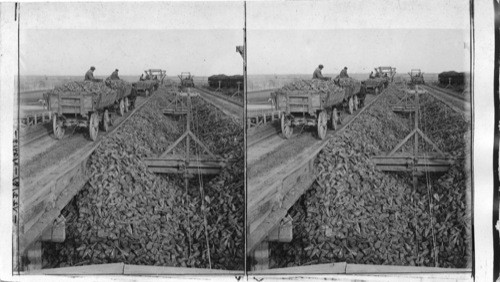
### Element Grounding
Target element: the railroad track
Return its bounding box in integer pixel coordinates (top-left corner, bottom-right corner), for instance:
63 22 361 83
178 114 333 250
193 87 243 120
420 84 471 116
423 84 469 102
194 86 243 107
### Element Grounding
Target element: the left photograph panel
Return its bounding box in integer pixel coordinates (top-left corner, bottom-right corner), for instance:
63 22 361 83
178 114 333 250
14 2 244 274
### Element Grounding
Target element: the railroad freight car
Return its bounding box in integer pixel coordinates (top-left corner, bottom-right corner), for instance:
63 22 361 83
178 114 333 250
208 74 244 89
438 71 465 86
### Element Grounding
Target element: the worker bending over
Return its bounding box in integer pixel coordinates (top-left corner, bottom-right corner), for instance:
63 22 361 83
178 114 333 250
339 67 349 78
313 64 329 81
85 66 96 81
110 69 120 80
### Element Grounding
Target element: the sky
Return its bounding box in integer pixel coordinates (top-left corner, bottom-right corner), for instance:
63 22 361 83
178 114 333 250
20 2 245 76
19 0 470 76
246 0 470 74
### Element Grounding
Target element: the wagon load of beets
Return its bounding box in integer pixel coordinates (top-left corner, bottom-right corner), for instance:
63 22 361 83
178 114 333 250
438 71 465 86
334 77 361 95
105 79 133 100
271 79 348 111
135 79 158 90
208 74 244 89
43 81 118 109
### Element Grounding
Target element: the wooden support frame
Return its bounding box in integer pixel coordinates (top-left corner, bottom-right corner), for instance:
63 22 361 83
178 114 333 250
163 93 188 116
145 92 226 176
373 87 456 185
391 88 416 113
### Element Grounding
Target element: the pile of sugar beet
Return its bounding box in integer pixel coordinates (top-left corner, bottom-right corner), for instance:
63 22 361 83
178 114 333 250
270 85 471 269
43 87 244 270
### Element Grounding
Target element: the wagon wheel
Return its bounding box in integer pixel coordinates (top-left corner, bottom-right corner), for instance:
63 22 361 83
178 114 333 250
119 99 125 116
124 97 130 113
52 114 65 140
280 113 293 139
89 113 99 141
375 87 380 95
317 111 328 140
353 95 359 111
101 109 110 132
348 97 354 114
330 108 339 130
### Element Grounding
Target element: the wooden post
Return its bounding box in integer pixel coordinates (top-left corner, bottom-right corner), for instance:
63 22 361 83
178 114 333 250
252 241 269 271
26 241 42 271
413 87 420 189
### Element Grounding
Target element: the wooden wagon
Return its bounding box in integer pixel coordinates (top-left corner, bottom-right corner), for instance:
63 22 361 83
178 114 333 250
105 79 133 116
273 81 360 140
46 90 118 141
408 69 425 85
135 80 158 96
364 77 387 94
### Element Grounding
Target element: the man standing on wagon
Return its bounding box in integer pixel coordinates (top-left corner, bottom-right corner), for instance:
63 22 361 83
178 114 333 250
313 64 329 81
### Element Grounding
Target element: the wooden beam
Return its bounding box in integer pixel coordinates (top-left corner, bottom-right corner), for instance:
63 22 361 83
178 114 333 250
392 106 416 113
252 262 346 275
372 154 456 172
144 157 225 176
26 263 125 275
163 109 187 115
123 265 240 275
345 263 471 274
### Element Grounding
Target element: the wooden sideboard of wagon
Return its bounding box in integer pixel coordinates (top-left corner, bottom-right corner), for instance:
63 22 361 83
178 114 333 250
272 78 361 140
105 78 133 116
45 81 120 141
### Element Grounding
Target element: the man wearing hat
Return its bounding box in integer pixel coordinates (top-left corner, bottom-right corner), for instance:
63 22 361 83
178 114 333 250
339 66 349 78
313 64 329 80
110 69 120 80
85 66 96 81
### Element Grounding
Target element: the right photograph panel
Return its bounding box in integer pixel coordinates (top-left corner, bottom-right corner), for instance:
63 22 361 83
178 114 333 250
246 0 472 275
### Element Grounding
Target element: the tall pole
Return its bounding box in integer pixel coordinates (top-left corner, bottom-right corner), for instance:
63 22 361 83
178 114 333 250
244 2 247 102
